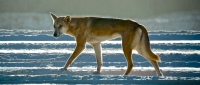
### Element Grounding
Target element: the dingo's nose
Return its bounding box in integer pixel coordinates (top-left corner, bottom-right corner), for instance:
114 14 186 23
53 33 58 37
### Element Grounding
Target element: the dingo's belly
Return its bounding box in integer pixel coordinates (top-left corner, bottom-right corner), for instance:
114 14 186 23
87 33 120 43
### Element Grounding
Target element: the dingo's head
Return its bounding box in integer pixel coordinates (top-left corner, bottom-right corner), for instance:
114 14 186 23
50 12 71 38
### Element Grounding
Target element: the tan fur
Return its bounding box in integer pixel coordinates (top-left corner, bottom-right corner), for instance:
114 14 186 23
50 12 163 76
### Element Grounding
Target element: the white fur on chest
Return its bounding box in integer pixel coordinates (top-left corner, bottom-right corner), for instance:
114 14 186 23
87 33 120 43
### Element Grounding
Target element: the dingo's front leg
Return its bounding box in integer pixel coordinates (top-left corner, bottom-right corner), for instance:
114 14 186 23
63 37 86 70
91 43 102 74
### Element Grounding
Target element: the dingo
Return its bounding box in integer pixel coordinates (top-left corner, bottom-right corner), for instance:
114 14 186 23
50 12 163 76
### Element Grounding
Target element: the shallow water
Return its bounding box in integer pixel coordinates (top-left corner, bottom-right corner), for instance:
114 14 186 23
0 30 200 84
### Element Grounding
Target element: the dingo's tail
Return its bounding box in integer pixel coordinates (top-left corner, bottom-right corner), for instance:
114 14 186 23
136 25 161 62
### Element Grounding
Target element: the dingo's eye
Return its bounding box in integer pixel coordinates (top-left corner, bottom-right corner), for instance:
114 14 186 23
58 25 63 28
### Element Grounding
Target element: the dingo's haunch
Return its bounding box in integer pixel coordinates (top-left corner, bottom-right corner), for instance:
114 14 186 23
50 12 163 76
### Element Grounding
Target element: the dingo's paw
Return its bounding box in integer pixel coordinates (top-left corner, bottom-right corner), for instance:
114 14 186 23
59 67 67 71
158 73 164 76
93 71 101 74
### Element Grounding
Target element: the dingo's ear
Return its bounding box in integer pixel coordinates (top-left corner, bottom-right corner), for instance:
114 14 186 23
63 16 71 24
50 12 57 21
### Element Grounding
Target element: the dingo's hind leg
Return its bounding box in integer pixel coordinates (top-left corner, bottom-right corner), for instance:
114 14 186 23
149 60 163 76
122 43 133 75
121 31 135 75
122 28 142 75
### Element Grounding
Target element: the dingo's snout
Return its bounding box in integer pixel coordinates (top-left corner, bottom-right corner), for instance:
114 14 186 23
53 31 60 38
